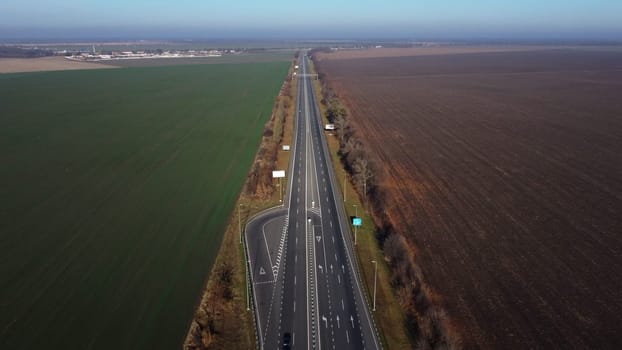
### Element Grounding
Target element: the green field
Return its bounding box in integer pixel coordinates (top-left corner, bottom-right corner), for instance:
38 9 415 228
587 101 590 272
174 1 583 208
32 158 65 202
0 62 289 349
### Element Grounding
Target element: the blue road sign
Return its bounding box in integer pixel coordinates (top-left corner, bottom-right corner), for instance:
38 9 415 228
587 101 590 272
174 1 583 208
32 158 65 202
352 217 362 226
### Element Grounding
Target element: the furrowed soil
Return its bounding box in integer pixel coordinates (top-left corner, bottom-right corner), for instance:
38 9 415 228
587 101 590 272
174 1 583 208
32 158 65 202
316 48 622 348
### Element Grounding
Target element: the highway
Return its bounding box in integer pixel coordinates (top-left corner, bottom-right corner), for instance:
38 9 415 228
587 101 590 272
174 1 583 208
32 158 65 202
245 54 381 350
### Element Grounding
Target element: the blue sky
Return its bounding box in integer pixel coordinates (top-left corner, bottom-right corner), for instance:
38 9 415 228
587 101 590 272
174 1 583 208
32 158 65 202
1 0 621 39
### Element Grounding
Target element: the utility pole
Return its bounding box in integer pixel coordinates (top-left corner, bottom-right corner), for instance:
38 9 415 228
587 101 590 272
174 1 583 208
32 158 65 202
344 173 347 202
246 259 250 311
238 203 242 244
372 260 377 311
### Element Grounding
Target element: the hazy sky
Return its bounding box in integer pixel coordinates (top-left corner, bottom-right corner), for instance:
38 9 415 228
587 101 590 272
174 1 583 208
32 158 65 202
1 0 621 39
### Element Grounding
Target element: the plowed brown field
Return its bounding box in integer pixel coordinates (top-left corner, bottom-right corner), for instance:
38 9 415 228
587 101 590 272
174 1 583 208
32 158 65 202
317 49 622 348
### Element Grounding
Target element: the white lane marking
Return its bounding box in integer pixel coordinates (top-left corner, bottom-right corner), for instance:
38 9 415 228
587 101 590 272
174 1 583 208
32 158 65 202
346 330 350 343
342 299 345 310
338 275 341 284
253 280 276 286
294 300 296 312
261 222 274 272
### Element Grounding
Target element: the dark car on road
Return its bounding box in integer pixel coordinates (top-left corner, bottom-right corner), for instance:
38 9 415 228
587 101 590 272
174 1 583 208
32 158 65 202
283 332 291 349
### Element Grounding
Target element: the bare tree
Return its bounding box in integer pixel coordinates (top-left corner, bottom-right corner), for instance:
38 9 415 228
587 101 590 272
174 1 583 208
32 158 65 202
351 157 374 202
335 113 352 147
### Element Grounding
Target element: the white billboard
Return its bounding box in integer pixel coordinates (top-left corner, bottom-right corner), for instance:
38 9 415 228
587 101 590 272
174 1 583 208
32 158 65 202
272 170 286 178
282 145 290 151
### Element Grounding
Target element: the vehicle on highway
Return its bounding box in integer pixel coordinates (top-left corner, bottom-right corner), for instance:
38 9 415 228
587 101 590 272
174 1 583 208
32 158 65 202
282 332 291 349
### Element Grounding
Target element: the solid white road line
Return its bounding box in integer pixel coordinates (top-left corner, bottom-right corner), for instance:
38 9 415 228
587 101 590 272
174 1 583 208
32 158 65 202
261 222 275 271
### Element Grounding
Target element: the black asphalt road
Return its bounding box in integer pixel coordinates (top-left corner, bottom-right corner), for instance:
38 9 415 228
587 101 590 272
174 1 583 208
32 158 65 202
246 54 380 350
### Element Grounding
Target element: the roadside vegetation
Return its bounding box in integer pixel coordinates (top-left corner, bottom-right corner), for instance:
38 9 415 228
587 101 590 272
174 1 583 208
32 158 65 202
184 53 298 350
308 50 460 349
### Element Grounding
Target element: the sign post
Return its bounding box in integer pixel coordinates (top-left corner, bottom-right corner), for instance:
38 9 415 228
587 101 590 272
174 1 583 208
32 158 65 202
352 216 362 245
272 170 285 202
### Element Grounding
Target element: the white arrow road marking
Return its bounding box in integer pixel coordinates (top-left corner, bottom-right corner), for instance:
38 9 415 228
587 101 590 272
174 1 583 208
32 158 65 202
322 315 328 328
336 315 340 328
342 264 345 273
316 235 321 242
319 265 323 274
350 315 355 328
330 264 333 273
341 299 345 310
